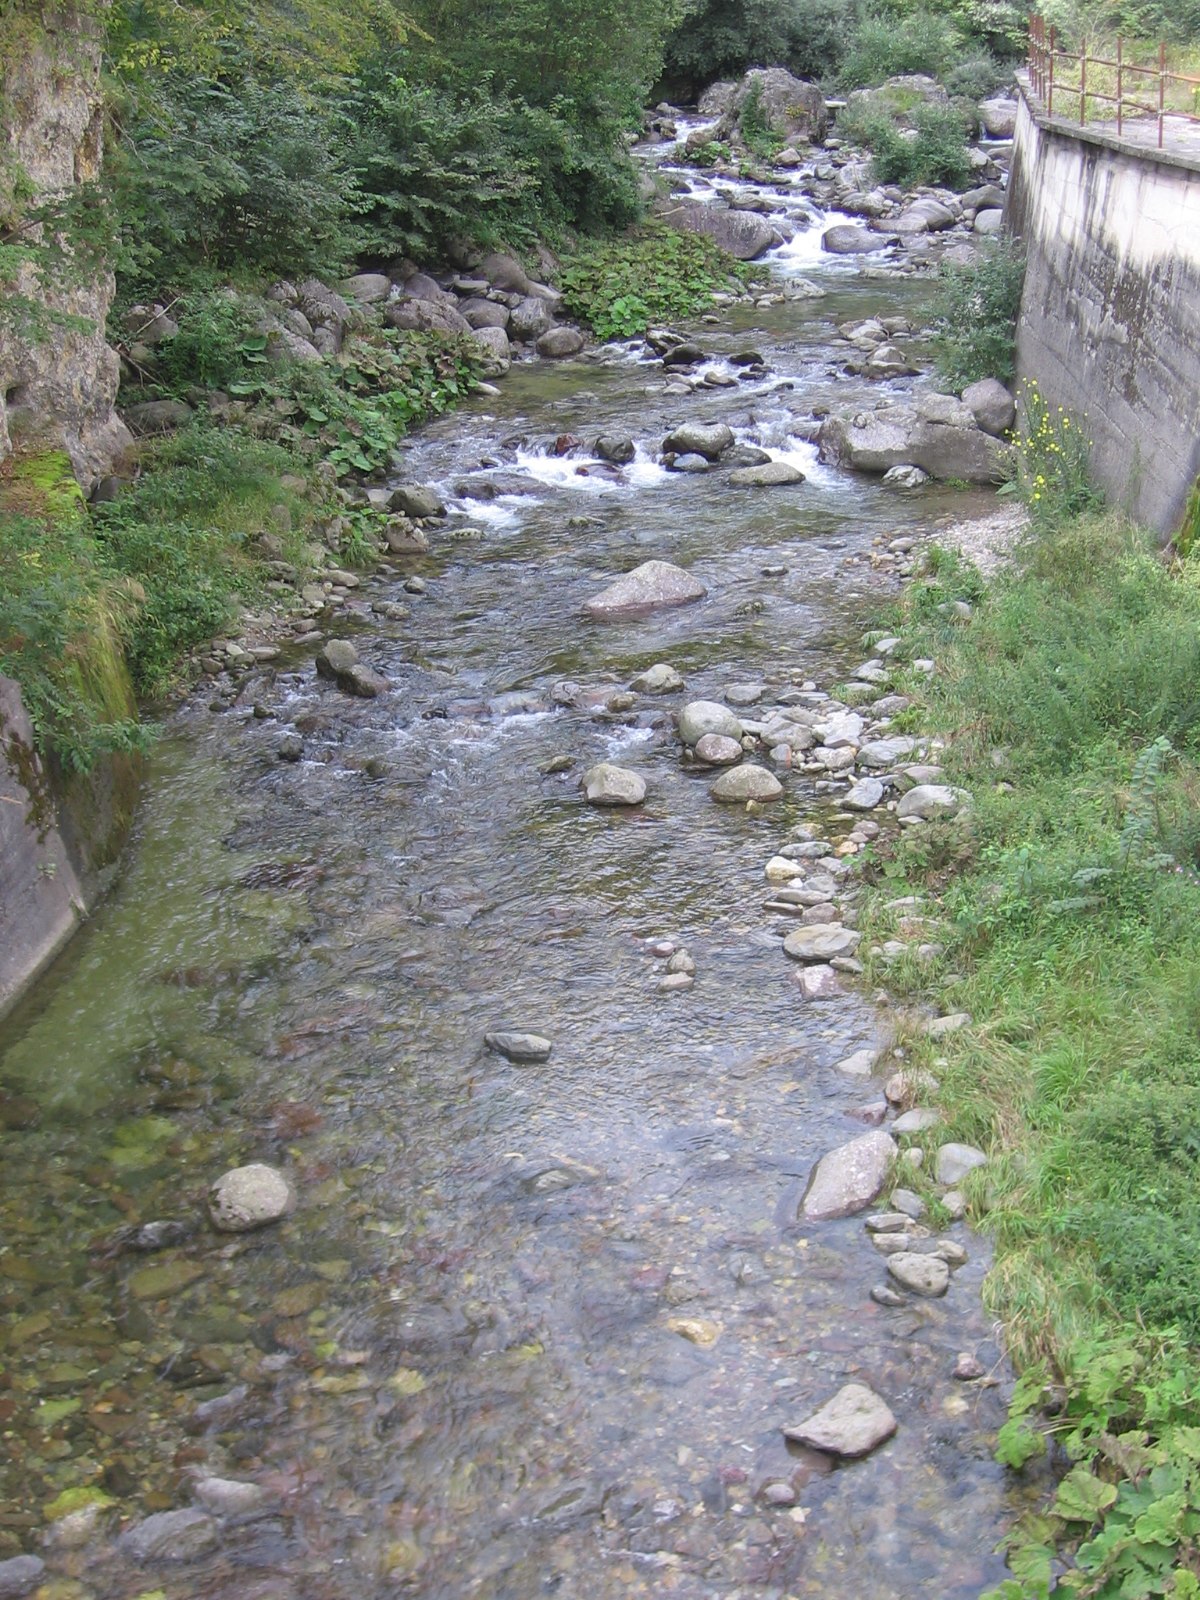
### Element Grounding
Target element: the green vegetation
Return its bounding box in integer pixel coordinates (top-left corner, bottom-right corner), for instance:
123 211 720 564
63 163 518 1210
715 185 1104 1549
839 99 975 188
857 424 1200 1591
558 225 753 339
931 239 1026 388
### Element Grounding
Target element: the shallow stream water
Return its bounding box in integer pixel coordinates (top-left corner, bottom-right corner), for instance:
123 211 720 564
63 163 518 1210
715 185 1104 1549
0 149 1031 1598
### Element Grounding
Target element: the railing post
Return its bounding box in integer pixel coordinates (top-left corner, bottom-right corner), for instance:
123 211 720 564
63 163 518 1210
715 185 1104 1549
1080 34 1087 122
1159 40 1166 147
1049 24 1056 117
1117 35 1123 134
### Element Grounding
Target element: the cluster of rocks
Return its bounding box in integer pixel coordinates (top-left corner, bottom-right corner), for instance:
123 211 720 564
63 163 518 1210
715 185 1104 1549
817 380 1016 484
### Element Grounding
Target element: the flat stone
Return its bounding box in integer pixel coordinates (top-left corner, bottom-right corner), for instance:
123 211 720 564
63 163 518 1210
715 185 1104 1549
943 1188 967 1219
390 484 446 519
582 762 646 805
887 1252 950 1296
890 1187 927 1220
129 1259 206 1299
315 639 358 677
764 855 805 882
209 1164 294 1233
954 1352 986 1380
784 1383 897 1457
783 923 861 962
711 765 783 803
728 461 805 487
484 1031 552 1063
801 1130 896 1219
121 1508 218 1563
583 561 706 619
694 733 743 766
936 1142 988 1184
658 972 695 993
926 1012 971 1037
864 1212 911 1232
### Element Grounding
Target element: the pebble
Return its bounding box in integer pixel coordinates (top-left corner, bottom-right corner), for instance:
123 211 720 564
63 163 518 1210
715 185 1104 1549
871 1285 906 1307
0 1558 44 1599
845 777 885 810
658 972 694 994
797 964 843 1000
943 1189 968 1219
711 765 784 803
836 1047 880 1076
665 950 695 976
953 1353 986 1381
892 1107 941 1133
120 1508 218 1563
193 1477 270 1518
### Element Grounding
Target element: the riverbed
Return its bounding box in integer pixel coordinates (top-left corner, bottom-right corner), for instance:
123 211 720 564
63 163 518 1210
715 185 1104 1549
0 143 1033 1599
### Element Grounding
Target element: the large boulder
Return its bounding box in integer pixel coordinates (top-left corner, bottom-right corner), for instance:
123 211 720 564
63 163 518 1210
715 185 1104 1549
892 198 958 235
536 326 585 358
584 560 706 619
582 763 646 805
710 765 783 802
979 96 1019 138
728 460 804 487
478 252 559 301
723 67 828 145
822 224 889 255
459 297 510 330
340 272 392 305
509 296 556 342
817 405 1012 482
678 700 742 745
697 80 736 117
658 198 777 260
385 298 472 337
470 324 511 376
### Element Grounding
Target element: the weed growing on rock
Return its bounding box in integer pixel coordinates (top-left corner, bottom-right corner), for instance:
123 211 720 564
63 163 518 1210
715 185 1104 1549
558 226 753 340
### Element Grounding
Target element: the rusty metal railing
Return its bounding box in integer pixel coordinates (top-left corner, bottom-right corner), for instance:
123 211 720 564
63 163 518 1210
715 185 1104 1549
1028 14 1200 148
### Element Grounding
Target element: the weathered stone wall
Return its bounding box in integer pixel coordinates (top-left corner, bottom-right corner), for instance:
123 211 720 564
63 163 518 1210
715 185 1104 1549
1007 77 1200 536
0 675 140 1020
0 5 130 489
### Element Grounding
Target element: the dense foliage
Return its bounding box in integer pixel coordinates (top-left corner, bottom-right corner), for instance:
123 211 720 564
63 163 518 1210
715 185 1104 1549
931 239 1026 387
558 226 753 339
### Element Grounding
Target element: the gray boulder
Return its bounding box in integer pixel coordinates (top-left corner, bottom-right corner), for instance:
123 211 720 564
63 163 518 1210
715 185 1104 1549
460 297 510 330
340 272 392 304
582 763 647 805
784 923 861 962
817 406 1012 482
697 80 736 117
845 75 949 127
630 662 683 693
694 732 742 765
661 198 776 260
663 421 734 461
888 1252 950 1296
485 1031 552 1062
391 484 446 519
386 298 472 337
974 208 1004 234
916 392 978 429
936 1142 988 1184
725 67 828 145
124 399 194 434
478 252 559 300
896 783 963 821
510 296 555 341
893 198 957 235
979 96 1018 137
537 326 585 358
121 1508 218 1563
962 377 1015 436
822 224 889 255
710 765 783 802
596 433 636 465
802 1130 896 1219
678 700 742 745
0 1557 44 1599
401 271 456 307
728 460 804 487
470 324 512 376
584 560 706 618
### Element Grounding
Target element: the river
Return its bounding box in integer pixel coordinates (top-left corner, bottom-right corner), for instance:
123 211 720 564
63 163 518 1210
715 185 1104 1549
0 133 1034 1599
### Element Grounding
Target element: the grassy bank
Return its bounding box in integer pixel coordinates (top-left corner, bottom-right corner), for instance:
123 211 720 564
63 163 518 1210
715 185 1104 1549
858 507 1200 1597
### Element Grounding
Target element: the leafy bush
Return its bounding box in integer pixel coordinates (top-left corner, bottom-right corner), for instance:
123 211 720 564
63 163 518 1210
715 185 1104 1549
111 56 354 297
149 290 263 393
941 47 1010 101
557 227 748 340
661 0 858 91
842 101 974 187
931 238 1025 386
838 8 964 89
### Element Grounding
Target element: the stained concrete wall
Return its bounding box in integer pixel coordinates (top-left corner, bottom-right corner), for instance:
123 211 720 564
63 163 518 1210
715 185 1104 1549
0 676 139 1020
1007 77 1200 536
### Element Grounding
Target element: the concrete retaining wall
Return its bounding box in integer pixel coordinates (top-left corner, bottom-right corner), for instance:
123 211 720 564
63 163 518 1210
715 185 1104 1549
1007 78 1200 535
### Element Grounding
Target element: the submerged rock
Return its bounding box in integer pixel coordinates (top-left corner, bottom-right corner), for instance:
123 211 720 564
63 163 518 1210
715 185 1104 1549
209 1163 294 1233
583 561 706 618
484 1031 552 1063
728 460 805 487
784 1383 897 1458
121 1508 218 1563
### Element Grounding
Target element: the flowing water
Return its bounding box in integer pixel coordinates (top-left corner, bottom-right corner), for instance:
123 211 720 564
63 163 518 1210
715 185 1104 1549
0 151 1034 1598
